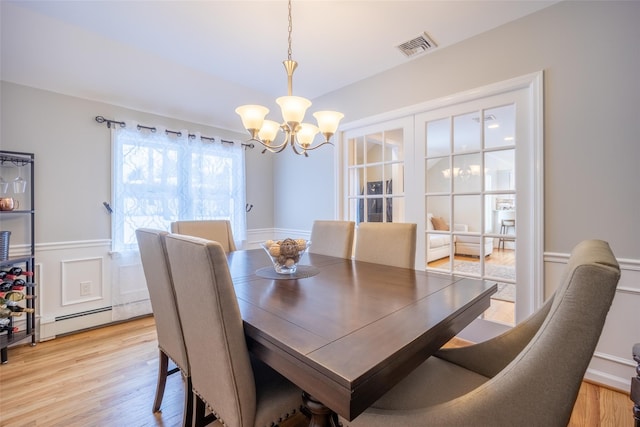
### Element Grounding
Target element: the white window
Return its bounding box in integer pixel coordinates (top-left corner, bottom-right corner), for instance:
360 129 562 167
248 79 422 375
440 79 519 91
111 124 246 252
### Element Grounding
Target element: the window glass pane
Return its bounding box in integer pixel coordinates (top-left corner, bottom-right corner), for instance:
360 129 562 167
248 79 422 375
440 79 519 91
387 196 404 223
484 104 515 149
426 118 450 157
366 166 383 193
426 157 450 193
453 111 480 153
366 133 384 163
389 163 403 195
426 232 452 270
384 128 403 162
348 198 362 225
485 149 515 191
453 195 481 232
453 153 482 193
350 136 365 166
426 195 450 227
453 255 480 277
348 167 363 197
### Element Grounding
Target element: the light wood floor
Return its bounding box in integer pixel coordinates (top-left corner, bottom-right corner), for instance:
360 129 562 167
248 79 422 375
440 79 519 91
0 317 633 426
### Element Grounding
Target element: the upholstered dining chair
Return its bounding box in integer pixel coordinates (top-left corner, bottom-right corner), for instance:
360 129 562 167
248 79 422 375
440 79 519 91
164 233 304 427
170 219 237 252
135 228 192 427
354 222 417 269
340 239 621 427
309 220 355 259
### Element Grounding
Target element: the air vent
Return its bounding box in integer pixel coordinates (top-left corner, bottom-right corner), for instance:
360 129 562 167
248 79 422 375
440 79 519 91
396 32 437 58
472 114 497 123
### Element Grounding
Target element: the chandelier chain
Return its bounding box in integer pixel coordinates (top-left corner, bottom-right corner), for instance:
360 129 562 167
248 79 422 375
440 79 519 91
287 0 293 60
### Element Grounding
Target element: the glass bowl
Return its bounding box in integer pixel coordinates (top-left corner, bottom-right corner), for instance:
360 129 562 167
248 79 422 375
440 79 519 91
261 238 311 274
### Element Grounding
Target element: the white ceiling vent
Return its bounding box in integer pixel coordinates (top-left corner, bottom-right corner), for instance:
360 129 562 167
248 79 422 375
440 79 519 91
396 32 437 58
472 114 497 122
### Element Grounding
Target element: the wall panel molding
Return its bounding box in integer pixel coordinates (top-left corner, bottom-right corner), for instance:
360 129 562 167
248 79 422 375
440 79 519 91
60 257 104 306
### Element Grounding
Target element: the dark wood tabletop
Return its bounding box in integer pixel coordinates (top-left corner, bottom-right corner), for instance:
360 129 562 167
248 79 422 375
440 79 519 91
227 249 497 424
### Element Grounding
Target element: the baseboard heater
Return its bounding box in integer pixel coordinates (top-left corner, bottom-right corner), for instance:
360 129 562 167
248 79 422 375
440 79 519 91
55 306 112 322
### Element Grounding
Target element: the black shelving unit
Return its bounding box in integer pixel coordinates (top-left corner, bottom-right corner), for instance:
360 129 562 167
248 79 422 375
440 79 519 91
0 150 36 364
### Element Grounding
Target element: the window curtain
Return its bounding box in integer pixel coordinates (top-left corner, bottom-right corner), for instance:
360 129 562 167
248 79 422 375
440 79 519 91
110 122 247 320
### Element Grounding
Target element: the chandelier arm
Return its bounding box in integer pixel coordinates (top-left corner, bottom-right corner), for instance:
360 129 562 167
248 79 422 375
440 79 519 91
295 140 335 151
257 140 288 154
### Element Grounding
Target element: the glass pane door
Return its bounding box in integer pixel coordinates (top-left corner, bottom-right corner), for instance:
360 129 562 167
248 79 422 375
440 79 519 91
415 83 539 337
345 120 408 225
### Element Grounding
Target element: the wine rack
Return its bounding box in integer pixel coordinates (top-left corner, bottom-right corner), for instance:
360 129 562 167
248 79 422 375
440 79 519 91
0 150 36 364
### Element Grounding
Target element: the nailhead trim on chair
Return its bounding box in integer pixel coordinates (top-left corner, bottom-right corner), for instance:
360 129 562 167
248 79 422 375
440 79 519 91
192 388 302 427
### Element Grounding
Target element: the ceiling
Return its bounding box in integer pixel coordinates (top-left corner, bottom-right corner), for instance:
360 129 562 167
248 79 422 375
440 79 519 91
1 1 557 133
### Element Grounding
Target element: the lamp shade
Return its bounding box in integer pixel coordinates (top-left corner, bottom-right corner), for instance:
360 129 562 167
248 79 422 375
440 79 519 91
258 120 281 144
235 105 269 131
313 111 344 135
276 96 311 124
296 123 319 148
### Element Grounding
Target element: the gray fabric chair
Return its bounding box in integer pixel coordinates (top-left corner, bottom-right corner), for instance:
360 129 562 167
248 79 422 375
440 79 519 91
340 239 621 427
163 233 303 427
135 228 192 427
309 220 355 259
632 343 640 427
354 222 417 269
170 219 237 252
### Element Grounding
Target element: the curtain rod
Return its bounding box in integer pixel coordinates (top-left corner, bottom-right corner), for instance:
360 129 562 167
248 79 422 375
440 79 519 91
95 116 254 149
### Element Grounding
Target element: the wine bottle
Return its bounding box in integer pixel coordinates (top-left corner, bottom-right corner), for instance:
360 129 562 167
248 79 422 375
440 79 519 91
0 279 26 292
4 305 34 313
1 267 33 277
0 307 25 318
1 291 33 302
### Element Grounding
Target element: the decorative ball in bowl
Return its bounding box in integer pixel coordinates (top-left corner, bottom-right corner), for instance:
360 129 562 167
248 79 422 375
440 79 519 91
261 238 311 274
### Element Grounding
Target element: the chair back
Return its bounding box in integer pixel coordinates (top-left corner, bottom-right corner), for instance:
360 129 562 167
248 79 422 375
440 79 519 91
354 222 417 269
164 233 256 427
170 220 237 252
309 220 355 259
458 239 621 425
135 228 189 374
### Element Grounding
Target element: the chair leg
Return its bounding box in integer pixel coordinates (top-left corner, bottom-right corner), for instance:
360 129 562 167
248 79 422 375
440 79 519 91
182 375 194 427
153 349 169 413
193 394 207 427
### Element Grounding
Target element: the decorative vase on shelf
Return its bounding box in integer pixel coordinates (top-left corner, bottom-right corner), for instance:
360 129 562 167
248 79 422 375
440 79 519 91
261 238 311 274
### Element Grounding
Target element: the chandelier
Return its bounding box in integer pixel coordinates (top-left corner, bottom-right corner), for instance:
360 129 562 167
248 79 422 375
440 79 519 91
235 0 344 157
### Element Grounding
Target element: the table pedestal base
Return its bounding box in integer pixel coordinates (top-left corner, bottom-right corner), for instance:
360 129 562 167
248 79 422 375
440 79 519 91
303 392 339 427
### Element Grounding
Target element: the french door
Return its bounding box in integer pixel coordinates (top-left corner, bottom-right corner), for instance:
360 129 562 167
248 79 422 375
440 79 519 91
341 73 543 341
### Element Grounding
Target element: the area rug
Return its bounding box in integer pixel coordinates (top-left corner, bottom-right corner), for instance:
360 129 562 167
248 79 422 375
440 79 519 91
452 260 516 303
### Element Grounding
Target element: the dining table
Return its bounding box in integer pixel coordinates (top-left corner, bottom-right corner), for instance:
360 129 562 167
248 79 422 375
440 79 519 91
227 249 497 427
